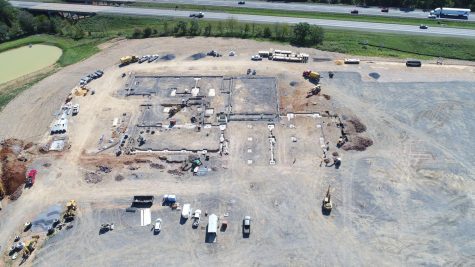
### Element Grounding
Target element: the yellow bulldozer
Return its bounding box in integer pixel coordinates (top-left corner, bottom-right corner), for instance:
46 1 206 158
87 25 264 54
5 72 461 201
120 55 138 66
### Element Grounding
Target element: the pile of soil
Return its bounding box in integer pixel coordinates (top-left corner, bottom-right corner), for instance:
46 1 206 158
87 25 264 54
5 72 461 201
322 94 331 100
161 54 176 61
115 174 125 181
84 172 102 184
342 136 373 151
190 53 206 60
347 117 367 133
0 139 29 199
150 163 165 169
167 169 184 176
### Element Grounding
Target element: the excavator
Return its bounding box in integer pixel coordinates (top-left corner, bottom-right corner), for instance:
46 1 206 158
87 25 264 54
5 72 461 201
64 200 77 222
306 84 321 98
322 186 333 214
21 235 39 261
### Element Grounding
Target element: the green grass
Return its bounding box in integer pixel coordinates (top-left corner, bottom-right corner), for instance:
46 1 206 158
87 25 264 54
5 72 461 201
0 35 102 67
132 2 475 29
77 15 475 60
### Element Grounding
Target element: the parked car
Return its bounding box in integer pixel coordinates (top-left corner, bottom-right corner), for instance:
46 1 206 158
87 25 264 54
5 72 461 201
428 14 437 19
238 1 245 4
154 218 162 233
381 7 389 12
138 55 150 63
251 55 262 61
350 9 359 14
419 24 428 29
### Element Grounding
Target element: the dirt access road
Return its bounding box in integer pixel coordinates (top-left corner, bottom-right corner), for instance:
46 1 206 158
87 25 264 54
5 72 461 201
0 37 475 266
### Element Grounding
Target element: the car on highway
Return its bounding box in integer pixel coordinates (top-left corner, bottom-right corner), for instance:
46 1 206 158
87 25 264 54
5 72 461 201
238 1 245 4
428 14 437 19
251 55 262 61
381 7 389 13
419 24 428 29
189 12 204 18
350 9 359 14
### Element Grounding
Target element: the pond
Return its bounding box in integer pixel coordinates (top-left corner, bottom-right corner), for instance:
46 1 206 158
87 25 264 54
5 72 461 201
0 44 62 84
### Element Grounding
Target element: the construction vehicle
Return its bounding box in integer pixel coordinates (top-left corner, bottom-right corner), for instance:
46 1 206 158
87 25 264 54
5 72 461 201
306 84 321 98
25 169 37 187
119 55 139 66
100 223 115 233
192 209 201 228
322 186 333 213
64 200 77 221
303 70 320 81
22 235 39 259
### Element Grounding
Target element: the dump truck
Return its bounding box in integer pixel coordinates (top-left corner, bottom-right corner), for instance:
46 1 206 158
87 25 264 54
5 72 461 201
119 56 138 66
25 169 37 187
303 70 320 80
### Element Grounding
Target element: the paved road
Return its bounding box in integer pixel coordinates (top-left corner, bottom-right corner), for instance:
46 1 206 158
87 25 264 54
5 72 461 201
10 1 475 38
136 0 474 21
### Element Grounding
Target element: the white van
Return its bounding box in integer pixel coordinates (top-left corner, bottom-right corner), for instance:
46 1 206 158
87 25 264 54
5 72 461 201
181 204 191 219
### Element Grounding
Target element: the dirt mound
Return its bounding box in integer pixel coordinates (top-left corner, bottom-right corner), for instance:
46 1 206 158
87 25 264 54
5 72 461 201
150 163 165 169
84 172 102 184
347 117 367 133
167 169 184 176
190 53 206 60
0 139 29 199
342 136 373 151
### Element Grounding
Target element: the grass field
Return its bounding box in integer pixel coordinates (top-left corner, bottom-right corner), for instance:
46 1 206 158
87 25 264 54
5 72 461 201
132 2 475 29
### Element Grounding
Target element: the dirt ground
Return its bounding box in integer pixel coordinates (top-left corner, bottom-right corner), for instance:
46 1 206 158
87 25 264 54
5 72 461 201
0 37 475 267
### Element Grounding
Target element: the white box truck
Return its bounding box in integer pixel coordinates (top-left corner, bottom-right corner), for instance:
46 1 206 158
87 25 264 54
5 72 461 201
181 204 191 219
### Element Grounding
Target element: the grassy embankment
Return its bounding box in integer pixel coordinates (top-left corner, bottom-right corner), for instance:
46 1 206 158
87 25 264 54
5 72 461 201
132 2 475 29
0 35 102 110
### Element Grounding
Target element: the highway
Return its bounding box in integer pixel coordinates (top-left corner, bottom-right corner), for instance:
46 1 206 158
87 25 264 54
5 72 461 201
10 1 475 38
136 0 475 21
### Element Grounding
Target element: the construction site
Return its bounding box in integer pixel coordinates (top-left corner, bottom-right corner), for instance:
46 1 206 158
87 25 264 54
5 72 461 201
0 37 474 266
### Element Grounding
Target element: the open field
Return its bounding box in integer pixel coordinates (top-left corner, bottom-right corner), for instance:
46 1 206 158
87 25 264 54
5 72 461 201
0 37 474 266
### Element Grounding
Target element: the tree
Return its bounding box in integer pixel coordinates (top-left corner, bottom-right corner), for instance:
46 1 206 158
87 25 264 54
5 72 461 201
36 15 53 33
0 23 9 42
281 24 290 41
274 23 283 40
243 24 250 37
204 23 212 36
263 26 272 38
162 21 169 36
0 0 16 27
174 21 187 36
189 20 201 36
217 21 224 36
132 28 143 38
292 22 310 46
18 10 36 34
226 18 238 36
143 27 152 38
308 25 324 45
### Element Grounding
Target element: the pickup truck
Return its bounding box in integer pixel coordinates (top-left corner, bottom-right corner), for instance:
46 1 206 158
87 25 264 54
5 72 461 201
243 216 251 235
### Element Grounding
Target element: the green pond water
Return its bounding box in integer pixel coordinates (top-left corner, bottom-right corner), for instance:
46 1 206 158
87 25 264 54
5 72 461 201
0 44 62 84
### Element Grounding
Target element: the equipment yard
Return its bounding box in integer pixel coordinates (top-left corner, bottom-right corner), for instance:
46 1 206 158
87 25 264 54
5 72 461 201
0 37 474 266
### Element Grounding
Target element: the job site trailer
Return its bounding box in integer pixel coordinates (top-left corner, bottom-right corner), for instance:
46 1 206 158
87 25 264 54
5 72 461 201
205 213 219 243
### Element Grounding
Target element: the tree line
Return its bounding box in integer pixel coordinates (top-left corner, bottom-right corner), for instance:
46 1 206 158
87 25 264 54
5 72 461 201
1 0 88 42
125 19 324 47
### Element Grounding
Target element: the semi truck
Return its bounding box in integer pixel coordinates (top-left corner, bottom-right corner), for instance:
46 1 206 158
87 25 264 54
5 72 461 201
430 8 471 19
